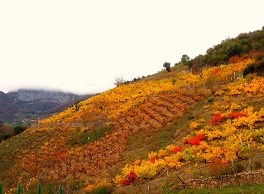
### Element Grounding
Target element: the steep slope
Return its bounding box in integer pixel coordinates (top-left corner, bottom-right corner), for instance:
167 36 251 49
0 56 259 193
115 81 264 194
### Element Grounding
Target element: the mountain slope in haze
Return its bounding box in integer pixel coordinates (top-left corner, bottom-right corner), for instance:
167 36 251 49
0 89 91 123
0 28 263 193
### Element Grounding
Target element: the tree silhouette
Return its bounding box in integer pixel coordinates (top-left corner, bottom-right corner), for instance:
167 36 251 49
163 62 171 72
181 54 190 63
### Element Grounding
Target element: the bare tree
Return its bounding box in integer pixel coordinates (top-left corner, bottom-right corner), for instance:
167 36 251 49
114 76 125 87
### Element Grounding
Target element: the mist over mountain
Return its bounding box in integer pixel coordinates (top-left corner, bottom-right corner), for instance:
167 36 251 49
0 89 92 123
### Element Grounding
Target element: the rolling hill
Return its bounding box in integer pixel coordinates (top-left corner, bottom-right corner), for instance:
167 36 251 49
0 28 264 193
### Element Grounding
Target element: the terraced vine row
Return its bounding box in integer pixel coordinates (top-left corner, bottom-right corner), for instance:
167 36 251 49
114 77 264 187
1 85 210 191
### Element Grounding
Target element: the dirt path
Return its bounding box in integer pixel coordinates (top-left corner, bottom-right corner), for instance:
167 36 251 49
181 169 264 189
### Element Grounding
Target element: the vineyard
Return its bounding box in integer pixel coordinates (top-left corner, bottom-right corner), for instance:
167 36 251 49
0 54 264 193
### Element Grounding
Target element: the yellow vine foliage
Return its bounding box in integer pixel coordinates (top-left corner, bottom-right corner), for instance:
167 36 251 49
228 77 264 96
115 105 264 185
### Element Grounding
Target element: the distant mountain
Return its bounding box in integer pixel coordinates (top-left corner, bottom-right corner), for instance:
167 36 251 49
0 89 92 123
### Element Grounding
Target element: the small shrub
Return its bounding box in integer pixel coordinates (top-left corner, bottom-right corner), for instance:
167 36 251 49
168 146 182 154
192 168 203 178
40 183 54 194
253 160 263 170
120 171 138 186
189 121 199 130
233 163 244 173
208 158 232 177
73 101 80 111
243 64 255 77
228 112 247 119
69 180 85 191
0 133 10 141
185 134 205 146
13 125 27 135
237 147 253 159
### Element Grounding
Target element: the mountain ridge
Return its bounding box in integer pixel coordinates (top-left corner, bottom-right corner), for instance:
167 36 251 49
0 89 92 123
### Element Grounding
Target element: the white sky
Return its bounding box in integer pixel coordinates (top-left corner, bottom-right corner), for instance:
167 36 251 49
0 0 263 94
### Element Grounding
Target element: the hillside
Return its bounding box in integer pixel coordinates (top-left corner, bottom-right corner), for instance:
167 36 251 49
0 89 91 123
0 30 264 193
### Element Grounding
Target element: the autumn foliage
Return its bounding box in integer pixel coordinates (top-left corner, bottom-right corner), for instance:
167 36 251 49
121 171 137 186
186 134 205 145
211 114 226 125
0 55 263 192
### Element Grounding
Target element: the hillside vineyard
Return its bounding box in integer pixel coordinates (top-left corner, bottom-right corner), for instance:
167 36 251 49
0 33 264 193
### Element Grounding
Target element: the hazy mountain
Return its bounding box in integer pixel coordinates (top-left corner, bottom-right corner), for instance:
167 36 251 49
0 89 92 123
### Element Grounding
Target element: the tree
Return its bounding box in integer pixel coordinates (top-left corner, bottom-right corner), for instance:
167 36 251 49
226 43 242 58
181 54 190 63
114 76 125 87
13 125 27 135
163 62 171 72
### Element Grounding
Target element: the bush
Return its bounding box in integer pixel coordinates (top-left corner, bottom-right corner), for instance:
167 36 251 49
253 160 263 170
69 180 85 191
254 59 264 75
13 125 27 135
243 59 264 77
0 133 10 141
208 158 233 177
233 163 244 173
243 64 255 77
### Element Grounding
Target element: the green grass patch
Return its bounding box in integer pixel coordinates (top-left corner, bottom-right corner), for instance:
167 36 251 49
68 125 113 147
24 180 87 194
166 183 264 194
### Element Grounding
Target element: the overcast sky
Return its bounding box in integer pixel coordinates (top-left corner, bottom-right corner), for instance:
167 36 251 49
0 0 263 94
